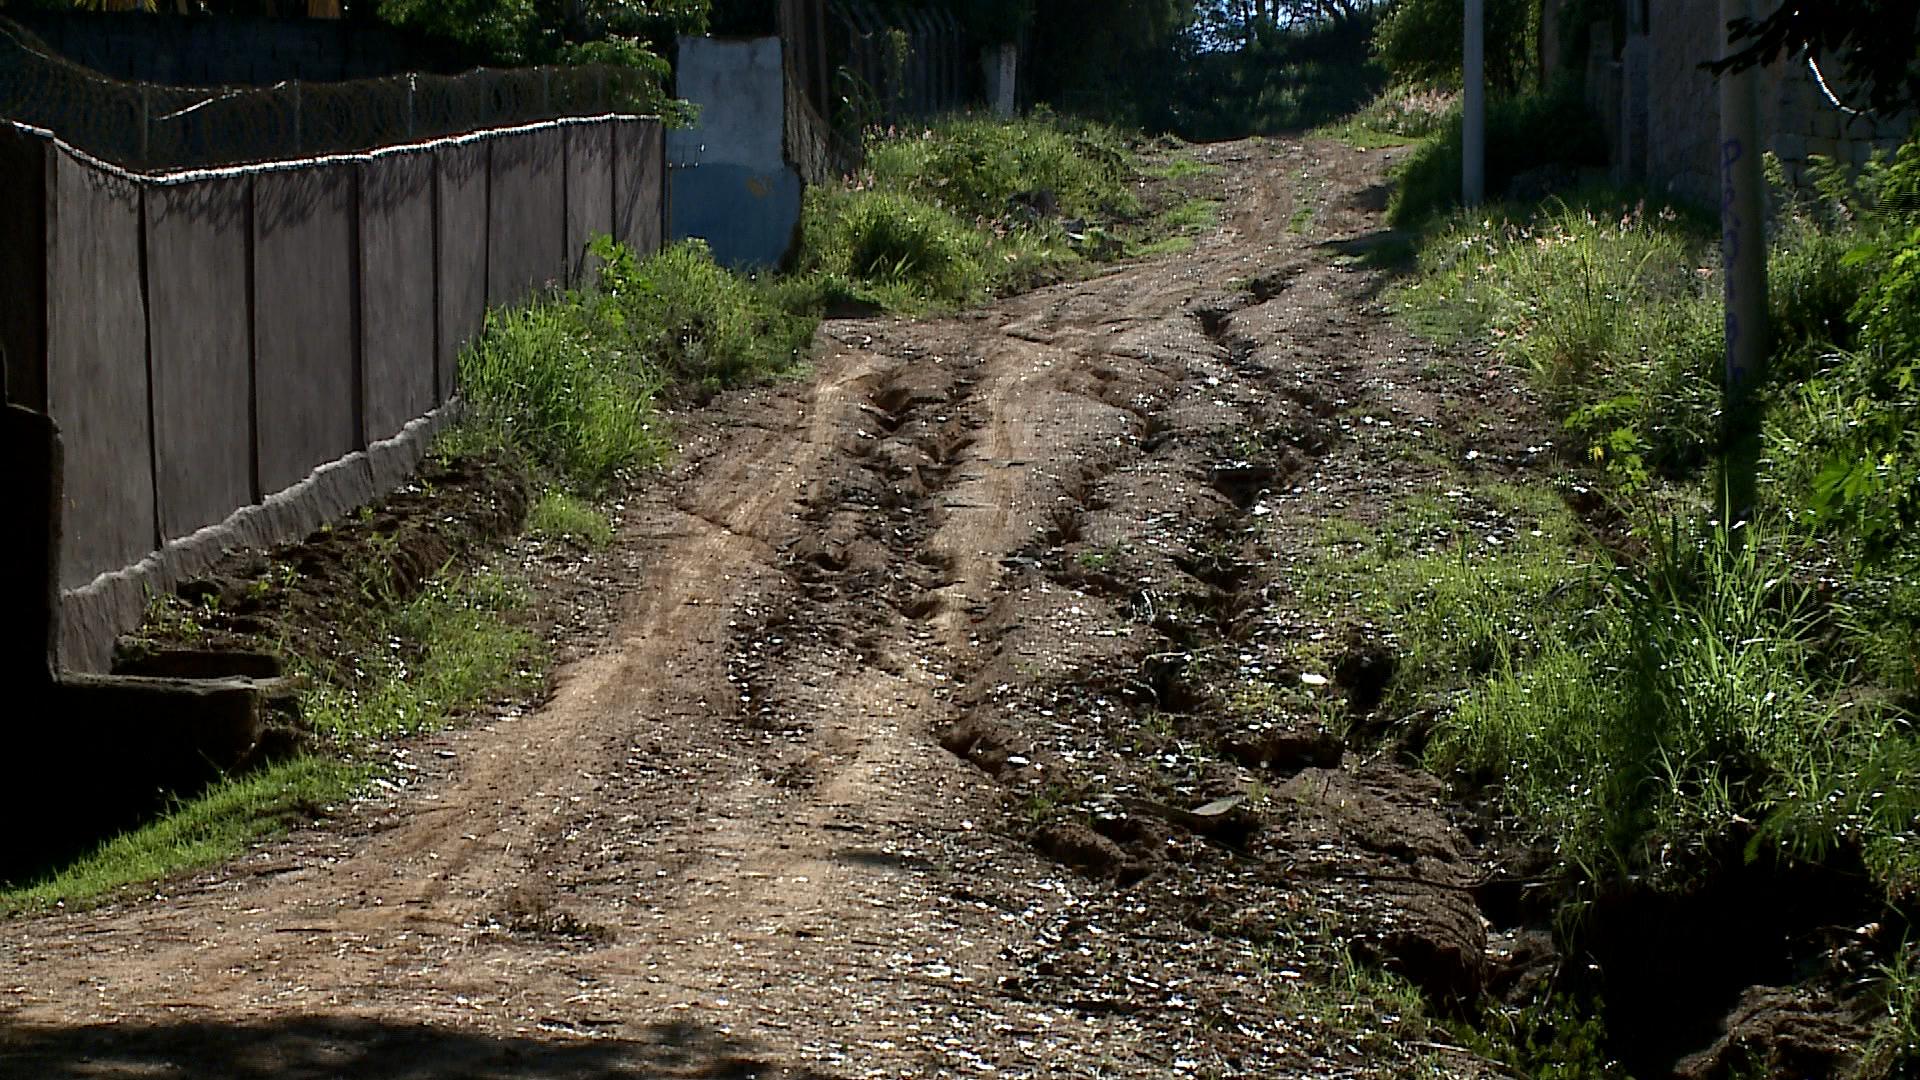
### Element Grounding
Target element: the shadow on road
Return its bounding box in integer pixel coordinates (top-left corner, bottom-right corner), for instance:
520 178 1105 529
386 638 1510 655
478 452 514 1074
0 1014 843 1079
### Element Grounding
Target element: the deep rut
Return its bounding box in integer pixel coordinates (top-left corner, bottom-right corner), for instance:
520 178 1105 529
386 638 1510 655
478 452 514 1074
0 136 1492 1079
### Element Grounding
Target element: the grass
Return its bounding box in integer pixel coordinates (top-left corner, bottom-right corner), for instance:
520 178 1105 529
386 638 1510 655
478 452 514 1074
1395 199 1722 481
1315 84 1458 149
528 489 614 546
302 572 542 745
3 568 541 912
792 115 1195 311
1367 116 1920 1063
0 756 366 916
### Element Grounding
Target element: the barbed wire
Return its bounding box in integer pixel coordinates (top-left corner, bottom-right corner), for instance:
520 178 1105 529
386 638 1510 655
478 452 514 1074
0 15 660 171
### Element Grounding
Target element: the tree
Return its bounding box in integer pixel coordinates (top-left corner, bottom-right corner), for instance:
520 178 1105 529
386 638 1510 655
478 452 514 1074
1712 0 1920 115
1371 0 1534 91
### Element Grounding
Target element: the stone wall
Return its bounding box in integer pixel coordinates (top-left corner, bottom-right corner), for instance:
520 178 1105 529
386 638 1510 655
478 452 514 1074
1584 0 1910 206
0 113 666 672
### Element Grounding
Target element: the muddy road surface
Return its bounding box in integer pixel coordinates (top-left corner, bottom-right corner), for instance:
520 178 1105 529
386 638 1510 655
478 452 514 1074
3 137 1535 1078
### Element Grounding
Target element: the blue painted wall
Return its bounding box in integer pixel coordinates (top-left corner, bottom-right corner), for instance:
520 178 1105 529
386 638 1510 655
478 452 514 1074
668 36 804 268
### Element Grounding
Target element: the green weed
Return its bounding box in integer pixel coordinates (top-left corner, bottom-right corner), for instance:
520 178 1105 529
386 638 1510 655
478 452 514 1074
304 572 541 745
528 490 614 547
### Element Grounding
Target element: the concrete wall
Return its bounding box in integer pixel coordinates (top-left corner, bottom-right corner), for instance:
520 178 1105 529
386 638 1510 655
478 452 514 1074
359 151 436 444
669 36 805 268
146 175 253 541
614 118 665 257
565 123 615 284
3 113 667 671
435 140 490 406
254 163 360 495
0 125 48 413
45 148 153 593
487 126 568 307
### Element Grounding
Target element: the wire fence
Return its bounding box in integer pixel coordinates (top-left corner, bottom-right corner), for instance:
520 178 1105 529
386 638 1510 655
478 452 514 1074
0 15 662 171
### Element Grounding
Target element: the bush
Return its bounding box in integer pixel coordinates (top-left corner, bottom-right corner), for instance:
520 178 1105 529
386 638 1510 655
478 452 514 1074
797 187 991 309
457 238 814 488
458 302 665 488
587 237 815 396
866 116 1139 223
1389 82 1607 227
794 116 1156 311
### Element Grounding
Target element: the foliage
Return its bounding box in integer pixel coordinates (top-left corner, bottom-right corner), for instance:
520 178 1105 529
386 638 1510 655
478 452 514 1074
376 0 706 70
1387 80 1607 227
1371 0 1536 92
1162 11 1387 139
1025 0 1195 120
794 116 1161 311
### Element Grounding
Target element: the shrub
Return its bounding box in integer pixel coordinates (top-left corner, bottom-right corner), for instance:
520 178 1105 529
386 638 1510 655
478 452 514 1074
1389 82 1607 228
797 187 990 308
457 238 813 488
458 301 665 489
587 237 815 396
866 116 1138 223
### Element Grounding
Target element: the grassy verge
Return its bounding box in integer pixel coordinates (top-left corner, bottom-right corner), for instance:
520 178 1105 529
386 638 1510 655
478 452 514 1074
1369 125 1920 1067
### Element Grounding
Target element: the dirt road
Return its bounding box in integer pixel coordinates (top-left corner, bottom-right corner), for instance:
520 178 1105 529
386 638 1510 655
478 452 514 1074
2 137 1530 1078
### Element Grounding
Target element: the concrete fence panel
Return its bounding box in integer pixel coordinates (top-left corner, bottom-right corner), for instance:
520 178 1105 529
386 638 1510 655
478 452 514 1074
253 162 360 495
0 126 48 414
359 150 437 444
435 139 490 405
565 122 615 283
46 147 153 591
146 175 254 542
487 125 567 307
614 118 665 257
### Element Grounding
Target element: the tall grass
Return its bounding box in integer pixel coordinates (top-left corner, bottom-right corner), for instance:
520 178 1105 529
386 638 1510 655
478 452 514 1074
457 237 814 489
1398 200 1721 480
793 115 1159 311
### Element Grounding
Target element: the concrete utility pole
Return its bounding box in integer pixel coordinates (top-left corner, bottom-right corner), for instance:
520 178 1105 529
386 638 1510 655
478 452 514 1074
1718 0 1767 531
1463 0 1485 206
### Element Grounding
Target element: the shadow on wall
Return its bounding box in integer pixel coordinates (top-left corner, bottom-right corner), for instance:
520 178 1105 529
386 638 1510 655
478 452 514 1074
0 1015 843 1079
